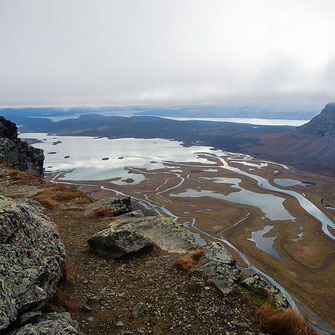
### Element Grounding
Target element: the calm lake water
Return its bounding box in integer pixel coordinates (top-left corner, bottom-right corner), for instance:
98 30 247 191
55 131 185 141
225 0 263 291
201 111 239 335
20 133 216 182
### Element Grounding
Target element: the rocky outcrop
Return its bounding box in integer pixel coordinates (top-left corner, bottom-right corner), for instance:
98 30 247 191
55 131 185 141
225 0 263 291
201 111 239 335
0 116 44 177
9 312 82 335
85 196 132 217
91 214 242 294
0 196 66 331
242 273 289 309
194 242 242 294
88 228 153 258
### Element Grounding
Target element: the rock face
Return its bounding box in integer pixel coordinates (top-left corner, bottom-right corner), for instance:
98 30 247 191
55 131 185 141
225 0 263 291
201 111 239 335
0 116 44 177
0 197 66 331
242 274 289 309
9 312 82 335
88 228 153 258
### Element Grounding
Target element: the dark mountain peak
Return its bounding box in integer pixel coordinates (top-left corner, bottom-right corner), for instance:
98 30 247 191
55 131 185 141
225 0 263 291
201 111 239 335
295 103 335 138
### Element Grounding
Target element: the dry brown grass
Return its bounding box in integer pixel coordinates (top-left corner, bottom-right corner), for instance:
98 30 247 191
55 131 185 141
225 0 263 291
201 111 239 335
65 263 74 282
176 249 206 270
54 190 83 201
33 183 89 208
33 195 59 209
67 205 85 211
256 303 314 335
94 206 115 217
10 171 40 184
74 197 92 204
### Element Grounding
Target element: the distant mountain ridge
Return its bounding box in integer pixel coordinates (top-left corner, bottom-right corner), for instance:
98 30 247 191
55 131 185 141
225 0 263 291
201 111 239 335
243 103 335 176
295 102 335 138
1 103 335 176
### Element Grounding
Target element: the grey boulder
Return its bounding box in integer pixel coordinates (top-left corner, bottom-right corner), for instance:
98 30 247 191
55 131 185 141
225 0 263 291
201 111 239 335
88 228 153 258
0 197 65 331
85 196 132 217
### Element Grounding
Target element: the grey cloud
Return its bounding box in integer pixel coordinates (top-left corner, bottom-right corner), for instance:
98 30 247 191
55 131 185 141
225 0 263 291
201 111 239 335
0 0 334 107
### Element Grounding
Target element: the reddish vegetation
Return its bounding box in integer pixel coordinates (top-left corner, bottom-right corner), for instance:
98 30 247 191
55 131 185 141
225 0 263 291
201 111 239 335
256 303 317 335
33 195 59 209
177 249 206 270
33 184 89 209
8 168 40 184
65 263 74 282
46 287 73 312
74 197 92 204
94 206 115 218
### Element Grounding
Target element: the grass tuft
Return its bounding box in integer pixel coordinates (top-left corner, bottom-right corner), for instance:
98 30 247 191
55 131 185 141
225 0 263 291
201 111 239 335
33 195 59 208
256 303 315 335
176 249 206 270
94 206 115 217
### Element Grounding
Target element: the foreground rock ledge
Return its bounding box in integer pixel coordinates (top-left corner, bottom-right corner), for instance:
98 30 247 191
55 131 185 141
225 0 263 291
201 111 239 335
0 196 65 331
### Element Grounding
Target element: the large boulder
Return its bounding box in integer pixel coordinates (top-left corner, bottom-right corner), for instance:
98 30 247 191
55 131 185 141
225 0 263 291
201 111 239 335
88 227 153 258
0 197 66 331
85 196 132 217
109 216 200 253
9 312 82 335
0 116 44 177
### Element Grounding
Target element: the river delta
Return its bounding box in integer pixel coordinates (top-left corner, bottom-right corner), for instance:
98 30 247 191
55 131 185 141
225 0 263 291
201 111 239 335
22 133 335 333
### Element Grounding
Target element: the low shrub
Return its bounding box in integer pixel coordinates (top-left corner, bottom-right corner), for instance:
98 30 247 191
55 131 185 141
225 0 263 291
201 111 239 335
240 284 271 308
176 249 206 270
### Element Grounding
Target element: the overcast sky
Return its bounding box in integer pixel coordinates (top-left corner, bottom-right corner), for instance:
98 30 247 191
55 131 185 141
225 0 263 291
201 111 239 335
0 0 334 107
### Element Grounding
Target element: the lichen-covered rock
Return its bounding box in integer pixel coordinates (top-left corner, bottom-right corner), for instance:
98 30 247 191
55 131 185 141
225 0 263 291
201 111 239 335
9 312 82 334
0 117 44 177
88 227 153 258
241 274 289 309
110 216 200 253
85 196 131 217
0 197 66 331
194 242 242 294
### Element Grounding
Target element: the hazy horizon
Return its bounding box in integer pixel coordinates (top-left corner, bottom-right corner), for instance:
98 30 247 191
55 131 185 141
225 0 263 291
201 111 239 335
1 0 334 107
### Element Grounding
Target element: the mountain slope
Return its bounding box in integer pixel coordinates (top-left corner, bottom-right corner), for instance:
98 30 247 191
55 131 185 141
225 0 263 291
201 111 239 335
239 103 335 176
